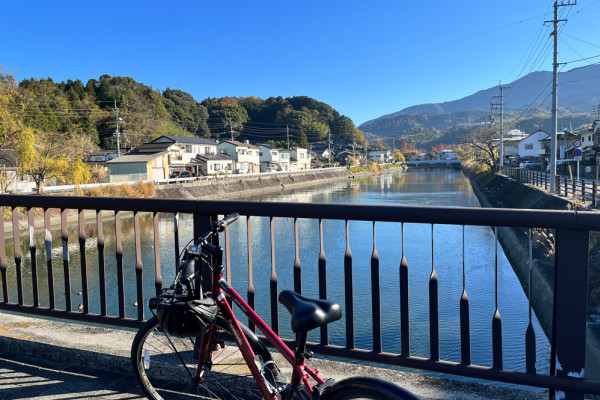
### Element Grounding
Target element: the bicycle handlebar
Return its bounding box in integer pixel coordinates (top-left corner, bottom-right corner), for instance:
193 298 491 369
215 212 239 231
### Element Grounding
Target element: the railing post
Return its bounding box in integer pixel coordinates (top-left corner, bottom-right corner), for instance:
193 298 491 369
593 181 597 206
582 180 586 200
572 179 576 198
555 176 561 195
551 228 589 400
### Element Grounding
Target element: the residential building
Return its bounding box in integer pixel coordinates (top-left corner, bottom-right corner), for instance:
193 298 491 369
84 149 123 166
192 154 234 175
518 130 549 162
217 140 260 173
289 147 310 170
106 151 170 182
368 149 391 163
259 145 290 172
146 135 218 176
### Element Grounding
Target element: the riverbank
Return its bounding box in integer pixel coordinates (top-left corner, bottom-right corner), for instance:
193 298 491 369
462 164 600 381
153 166 406 200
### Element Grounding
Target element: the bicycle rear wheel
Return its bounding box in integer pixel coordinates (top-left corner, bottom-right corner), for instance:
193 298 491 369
131 315 274 400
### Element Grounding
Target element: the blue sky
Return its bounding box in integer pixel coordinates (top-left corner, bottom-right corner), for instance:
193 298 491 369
1 1 599 126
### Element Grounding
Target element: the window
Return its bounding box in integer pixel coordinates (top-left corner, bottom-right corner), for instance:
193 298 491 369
205 147 210 154
300 153 305 158
525 144 533 150
185 145 192 153
259 152 263 156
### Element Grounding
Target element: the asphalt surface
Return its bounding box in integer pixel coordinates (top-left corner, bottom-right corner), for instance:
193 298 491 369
0 312 550 400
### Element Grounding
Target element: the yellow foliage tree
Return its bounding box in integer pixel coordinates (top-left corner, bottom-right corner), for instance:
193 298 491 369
18 131 91 192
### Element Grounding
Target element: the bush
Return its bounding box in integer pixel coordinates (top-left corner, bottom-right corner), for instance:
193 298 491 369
88 182 155 198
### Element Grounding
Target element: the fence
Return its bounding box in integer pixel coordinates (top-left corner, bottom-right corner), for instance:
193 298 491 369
506 167 598 204
0 194 599 398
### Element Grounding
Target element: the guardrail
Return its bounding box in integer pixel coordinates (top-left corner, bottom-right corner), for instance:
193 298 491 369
506 167 598 204
39 167 348 194
0 195 598 398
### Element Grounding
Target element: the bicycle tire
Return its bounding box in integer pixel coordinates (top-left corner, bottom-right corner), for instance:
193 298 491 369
131 315 275 400
322 377 420 400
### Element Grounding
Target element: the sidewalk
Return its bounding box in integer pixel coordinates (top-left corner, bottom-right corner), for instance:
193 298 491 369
0 311 547 400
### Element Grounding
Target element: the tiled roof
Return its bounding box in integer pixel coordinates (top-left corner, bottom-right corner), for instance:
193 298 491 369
220 140 259 149
0 148 18 167
152 135 217 145
195 154 235 162
106 151 167 163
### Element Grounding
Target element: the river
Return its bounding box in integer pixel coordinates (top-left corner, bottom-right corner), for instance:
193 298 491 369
1 169 550 376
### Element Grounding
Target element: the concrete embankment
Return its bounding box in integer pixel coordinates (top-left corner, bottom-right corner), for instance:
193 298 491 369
154 169 353 200
463 168 600 381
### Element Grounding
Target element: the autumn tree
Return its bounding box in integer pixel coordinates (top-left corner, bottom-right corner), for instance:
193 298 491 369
461 127 499 172
18 131 91 192
392 149 405 163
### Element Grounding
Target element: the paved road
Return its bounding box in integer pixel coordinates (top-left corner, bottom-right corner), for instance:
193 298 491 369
0 351 144 400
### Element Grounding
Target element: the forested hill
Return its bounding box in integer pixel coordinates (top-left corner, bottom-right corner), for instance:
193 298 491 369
0 73 365 151
359 64 600 150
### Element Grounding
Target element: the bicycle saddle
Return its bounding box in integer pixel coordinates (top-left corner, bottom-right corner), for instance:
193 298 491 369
278 290 342 333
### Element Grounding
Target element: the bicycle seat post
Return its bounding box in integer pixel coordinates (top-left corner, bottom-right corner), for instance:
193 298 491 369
294 330 312 362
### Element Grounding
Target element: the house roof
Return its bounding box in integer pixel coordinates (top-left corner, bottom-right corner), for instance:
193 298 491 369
220 140 259 149
135 142 180 151
0 148 18 168
106 151 167 163
194 154 235 162
151 135 217 145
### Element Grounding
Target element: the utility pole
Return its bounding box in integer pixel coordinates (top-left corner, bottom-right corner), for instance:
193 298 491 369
114 100 121 157
229 118 235 141
328 126 331 167
547 0 576 194
286 125 290 150
492 82 510 174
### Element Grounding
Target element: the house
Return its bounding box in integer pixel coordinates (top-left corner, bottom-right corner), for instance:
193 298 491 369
84 149 123 166
368 149 391 163
518 130 549 162
539 130 579 165
106 150 170 182
436 149 457 160
0 148 20 192
192 154 235 175
259 145 290 172
289 147 310 170
146 135 218 176
310 146 332 161
336 150 356 166
498 129 526 165
579 120 600 161
217 140 260 173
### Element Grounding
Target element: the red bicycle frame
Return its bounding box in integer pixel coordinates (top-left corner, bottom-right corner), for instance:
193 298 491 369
196 271 326 399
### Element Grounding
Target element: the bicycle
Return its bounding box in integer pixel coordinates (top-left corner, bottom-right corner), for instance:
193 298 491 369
131 213 420 400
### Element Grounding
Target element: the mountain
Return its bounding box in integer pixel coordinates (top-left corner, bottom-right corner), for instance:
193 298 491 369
359 64 600 147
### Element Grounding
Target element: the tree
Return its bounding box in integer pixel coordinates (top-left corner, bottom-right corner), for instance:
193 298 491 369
461 127 499 172
18 131 91 192
392 149 405 163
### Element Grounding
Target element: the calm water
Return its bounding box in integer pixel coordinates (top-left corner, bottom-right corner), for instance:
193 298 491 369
1 169 550 376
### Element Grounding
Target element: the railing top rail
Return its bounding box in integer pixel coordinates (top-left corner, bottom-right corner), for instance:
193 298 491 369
1 195 599 230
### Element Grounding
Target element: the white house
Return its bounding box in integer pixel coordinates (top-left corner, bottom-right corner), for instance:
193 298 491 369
368 149 391 163
518 130 549 160
193 154 234 175
289 147 310 170
259 145 290 172
217 140 261 173
146 135 218 176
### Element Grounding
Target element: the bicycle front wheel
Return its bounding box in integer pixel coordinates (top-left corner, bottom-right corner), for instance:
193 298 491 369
131 316 274 400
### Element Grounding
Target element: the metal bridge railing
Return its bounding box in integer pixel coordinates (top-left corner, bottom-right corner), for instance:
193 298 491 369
0 194 599 399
